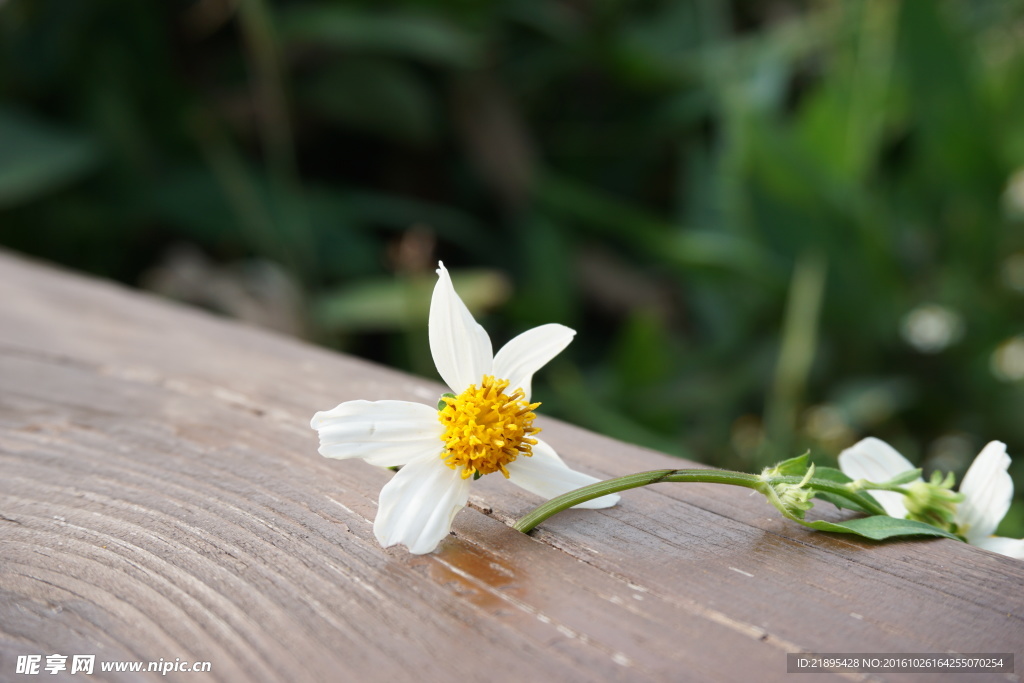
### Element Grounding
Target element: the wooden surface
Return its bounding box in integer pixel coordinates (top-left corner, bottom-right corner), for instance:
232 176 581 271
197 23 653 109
1 249 1022 683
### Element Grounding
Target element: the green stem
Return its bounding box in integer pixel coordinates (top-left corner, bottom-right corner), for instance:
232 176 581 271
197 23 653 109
513 468 886 533
856 482 910 495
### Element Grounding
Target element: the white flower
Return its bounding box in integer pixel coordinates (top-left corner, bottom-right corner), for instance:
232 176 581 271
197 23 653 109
839 437 1024 559
311 262 619 554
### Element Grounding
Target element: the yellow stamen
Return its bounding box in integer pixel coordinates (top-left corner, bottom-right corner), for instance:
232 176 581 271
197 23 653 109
438 375 541 479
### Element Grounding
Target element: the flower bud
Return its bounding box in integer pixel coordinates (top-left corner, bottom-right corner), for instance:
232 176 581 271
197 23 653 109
769 465 817 519
904 471 964 529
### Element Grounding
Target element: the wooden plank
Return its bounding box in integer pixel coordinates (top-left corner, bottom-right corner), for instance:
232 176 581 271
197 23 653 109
0 249 1021 682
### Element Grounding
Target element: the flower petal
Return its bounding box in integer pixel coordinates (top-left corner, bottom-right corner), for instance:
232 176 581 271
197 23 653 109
429 262 493 392
970 535 1024 559
506 439 619 509
374 457 471 554
311 400 442 467
957 441 1013 542
838 437 918 519
492 323 575 400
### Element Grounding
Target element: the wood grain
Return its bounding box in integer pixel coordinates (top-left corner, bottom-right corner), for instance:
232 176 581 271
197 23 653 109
1 249 1021 682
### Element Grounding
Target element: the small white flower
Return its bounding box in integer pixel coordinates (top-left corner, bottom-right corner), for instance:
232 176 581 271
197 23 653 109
839 437 1024 559
900 304 963 353
311 262 619 554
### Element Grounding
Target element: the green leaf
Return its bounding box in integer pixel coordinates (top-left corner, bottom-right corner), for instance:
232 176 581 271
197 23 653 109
794 2 898 184
339 190 486 247
769 453 810 476
881 469 923 487
313 270 510 332
801 515 961 541
0 108 101 208
299 59 436 145
813 492 878 515
280 7 480 67
536 173 781 282
811 466 852 483
611 309 677 389
810 466 883 514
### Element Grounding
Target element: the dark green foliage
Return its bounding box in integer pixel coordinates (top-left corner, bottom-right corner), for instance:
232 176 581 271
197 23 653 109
3 0 1023 536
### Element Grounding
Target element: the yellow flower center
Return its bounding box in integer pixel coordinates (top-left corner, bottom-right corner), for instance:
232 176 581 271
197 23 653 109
438 375 541 479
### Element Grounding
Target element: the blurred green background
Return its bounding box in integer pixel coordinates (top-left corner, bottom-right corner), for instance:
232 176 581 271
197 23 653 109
3 0 1023 535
